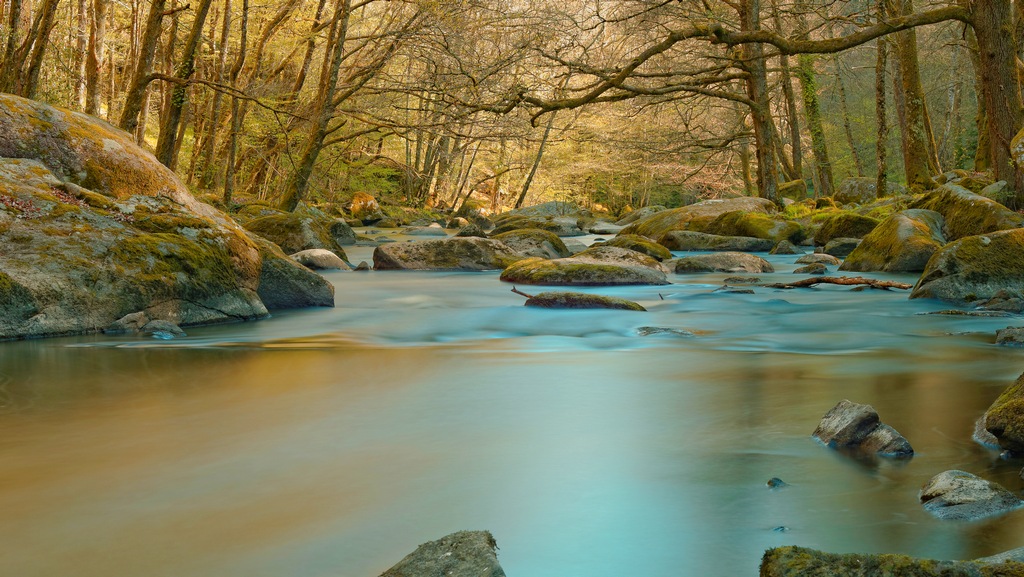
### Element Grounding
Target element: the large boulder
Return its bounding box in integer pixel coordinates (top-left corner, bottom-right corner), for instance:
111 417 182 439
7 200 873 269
834 177 905 205
659 231 774 252
839 209 946 273
911 184 1024 241
911 229 1024 303
0 94 332 340
697 210 804 243
243 212 348 260
920 470 1023 521
668 252 774 274
491 228 571 259
502 200 588 218
982 371 1024 453
620 196 777 239
812 400 913 457
598 234 673 261
380 531 505 577
615 205 667 226
521 291 646 311
813 212 880 246
500 246 669 286
489 215 584 237
372 237 520 271
254 238 335 309
761 546 1024 577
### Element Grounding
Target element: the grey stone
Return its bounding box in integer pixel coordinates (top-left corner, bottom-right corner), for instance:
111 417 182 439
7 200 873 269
795 253 842 266
500 246 669 286
794 263 827 275
812 399 913 457
823 238 861 258
373 237 520 271
669 252 774 274
660 230 774 252
290 249 350 270
770 240 804 255
920 470 1023 521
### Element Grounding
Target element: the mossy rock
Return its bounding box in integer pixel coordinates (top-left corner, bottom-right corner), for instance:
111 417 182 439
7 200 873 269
983 371 1024 454
911 228 1024 303
620 196 777 240
910 184 1024 241
668 252 774 274
373 237 521 271
761 546 1024 577
489 215 584 237
232 202 285 224
491 228 571 259
598 234 672 261
252 237 335 309
522 291 646 311
697 210 805 243
659 230 774 252
615 205 667 226
243 212 347 260
500 246 668 286
813 212 880 246
840 209 946 273
778 179 807 200
0 270 39 326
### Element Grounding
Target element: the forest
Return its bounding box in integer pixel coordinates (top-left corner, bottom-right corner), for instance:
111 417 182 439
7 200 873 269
0 0 1014 215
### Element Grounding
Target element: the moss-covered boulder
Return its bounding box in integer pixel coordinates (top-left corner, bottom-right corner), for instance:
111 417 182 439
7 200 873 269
697 210 804 243
761 546 1024 577
598 234 673 261
243 212 349 260
253 237 335 309
823 238 861 258
500 246 669 286
770 240 804 255
372 237 520 271
659 230 774 252
813 212 880 246
668 252 774 273
840 209 946 273
521 291 646 311
0 95 332 340
920 470 1023 521
834 177 905 205
489 215 584 237
381 531 506 577
620 196 777 240
911 229 1024 303
491 228 571 259
911 184 1024 241
615 205 667 226
983 371 1024 453
349 191 384 223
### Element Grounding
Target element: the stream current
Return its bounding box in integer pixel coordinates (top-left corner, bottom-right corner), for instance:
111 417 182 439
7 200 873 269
3 234 1024 576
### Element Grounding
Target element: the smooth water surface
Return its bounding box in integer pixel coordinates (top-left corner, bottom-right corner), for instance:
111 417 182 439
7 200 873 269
3 239 1024 576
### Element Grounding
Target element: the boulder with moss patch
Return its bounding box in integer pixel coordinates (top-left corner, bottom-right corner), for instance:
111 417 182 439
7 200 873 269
491 228 571 259
372 237 520 271
380 531 506 577
911 184 1024 241
660 230 774 252
911 229 1024 303
349 191 384 223
489 215 584 237
761 546 1024 577
500 246 668 286
0 95 332 340
813 212 880 246
697 210 805 243
840 209 946 273
521 291 646 311
982 371 1024 454
620 196 777 240
669 252 774 274
243 212 348 260
615 205 667 226
598 234 673 261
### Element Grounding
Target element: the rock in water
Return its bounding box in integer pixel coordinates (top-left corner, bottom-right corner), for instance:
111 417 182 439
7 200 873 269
795 253 841 266
373 237 520 271
290 249 350 270
380 531 506 577
492 228 571 259
920 470 1023 521
522 291 646 311
669 252 774 274
761 546 1024 577
911 229 1024 304
982 371 1024 454
839 209 946 273
620 196 777 240
813 213 880 246
598 234 673 261
812 400 913 457
659 230 774 252
911 184 1024 241
500 246 668 286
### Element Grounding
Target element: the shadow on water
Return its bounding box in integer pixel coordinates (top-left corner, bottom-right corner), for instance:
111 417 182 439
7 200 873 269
3 255 1024 576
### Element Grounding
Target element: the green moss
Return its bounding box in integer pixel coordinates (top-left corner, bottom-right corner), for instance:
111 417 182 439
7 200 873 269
813 212 880 245
0 270 38 321
107 232 240 301
133 212 213 233
597 234 672 261
701 211 805 243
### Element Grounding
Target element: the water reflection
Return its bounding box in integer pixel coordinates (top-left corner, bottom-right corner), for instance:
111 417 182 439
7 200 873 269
1 256 1024 576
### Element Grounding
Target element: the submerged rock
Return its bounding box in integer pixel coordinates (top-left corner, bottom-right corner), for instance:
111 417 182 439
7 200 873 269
920 470 1023 521
669 252 774 274
770 240 804 255
761 545 1024 577
911 229 1024 304
659 230 774 252
380 530 506 577
812 400 913 457
373 237 520 271
996 327 1024 347
500 246 669 286
521 291 646 311
839 209 946 273
794 263 827 275
492 228 571 259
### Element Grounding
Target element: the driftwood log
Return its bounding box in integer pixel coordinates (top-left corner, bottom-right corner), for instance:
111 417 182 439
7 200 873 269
762 276 913 290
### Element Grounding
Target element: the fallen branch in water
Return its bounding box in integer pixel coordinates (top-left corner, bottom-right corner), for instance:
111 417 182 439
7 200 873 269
511 286 535 299
763 276 913 291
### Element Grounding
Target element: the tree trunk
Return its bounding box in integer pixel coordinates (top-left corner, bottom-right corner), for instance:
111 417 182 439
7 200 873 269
772 0 803 178
155 0 214 168
795 1 834 198
85 0 107 115
515 111 557 208
0 0 22 92
198 0 231 188
74 0 88 108
19 0 60 98
119 0 167 135
888 0 934 190
740 0 780 205
836 68 865 177
875 4 889 199
222 0 248 204
278 0 352 212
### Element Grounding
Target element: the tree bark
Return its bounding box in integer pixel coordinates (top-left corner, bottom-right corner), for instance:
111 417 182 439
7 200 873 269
794 1 834 198
85 0 107 115
119 0 167 135
19 0 60 98
771 0 803 178
74 0 88 109
888 0 934 190
740 0 780 205
875 3 889 199
836 68 865 177
515 111 557 208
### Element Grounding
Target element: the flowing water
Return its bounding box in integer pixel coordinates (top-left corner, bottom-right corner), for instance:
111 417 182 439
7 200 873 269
4 236 1024 576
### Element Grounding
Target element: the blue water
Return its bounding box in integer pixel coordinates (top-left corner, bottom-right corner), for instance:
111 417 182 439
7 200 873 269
2 240 1024 576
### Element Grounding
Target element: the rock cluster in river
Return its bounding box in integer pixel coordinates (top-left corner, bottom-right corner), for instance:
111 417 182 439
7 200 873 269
812 400 913 457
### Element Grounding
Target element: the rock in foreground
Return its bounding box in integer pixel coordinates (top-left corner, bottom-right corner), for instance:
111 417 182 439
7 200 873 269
812 400 913 457
380 531 505 577
982 371 1024 453
920 470 1023 521
911 184 1024 241
839 209 946 273
372 237 520 271
669 252 774 274
522 291 646 311
761 546 1024 577
911 229 1024 304
620 196 777 239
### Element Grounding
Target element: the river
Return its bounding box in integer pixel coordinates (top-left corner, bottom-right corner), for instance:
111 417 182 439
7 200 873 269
2 236 1024 576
